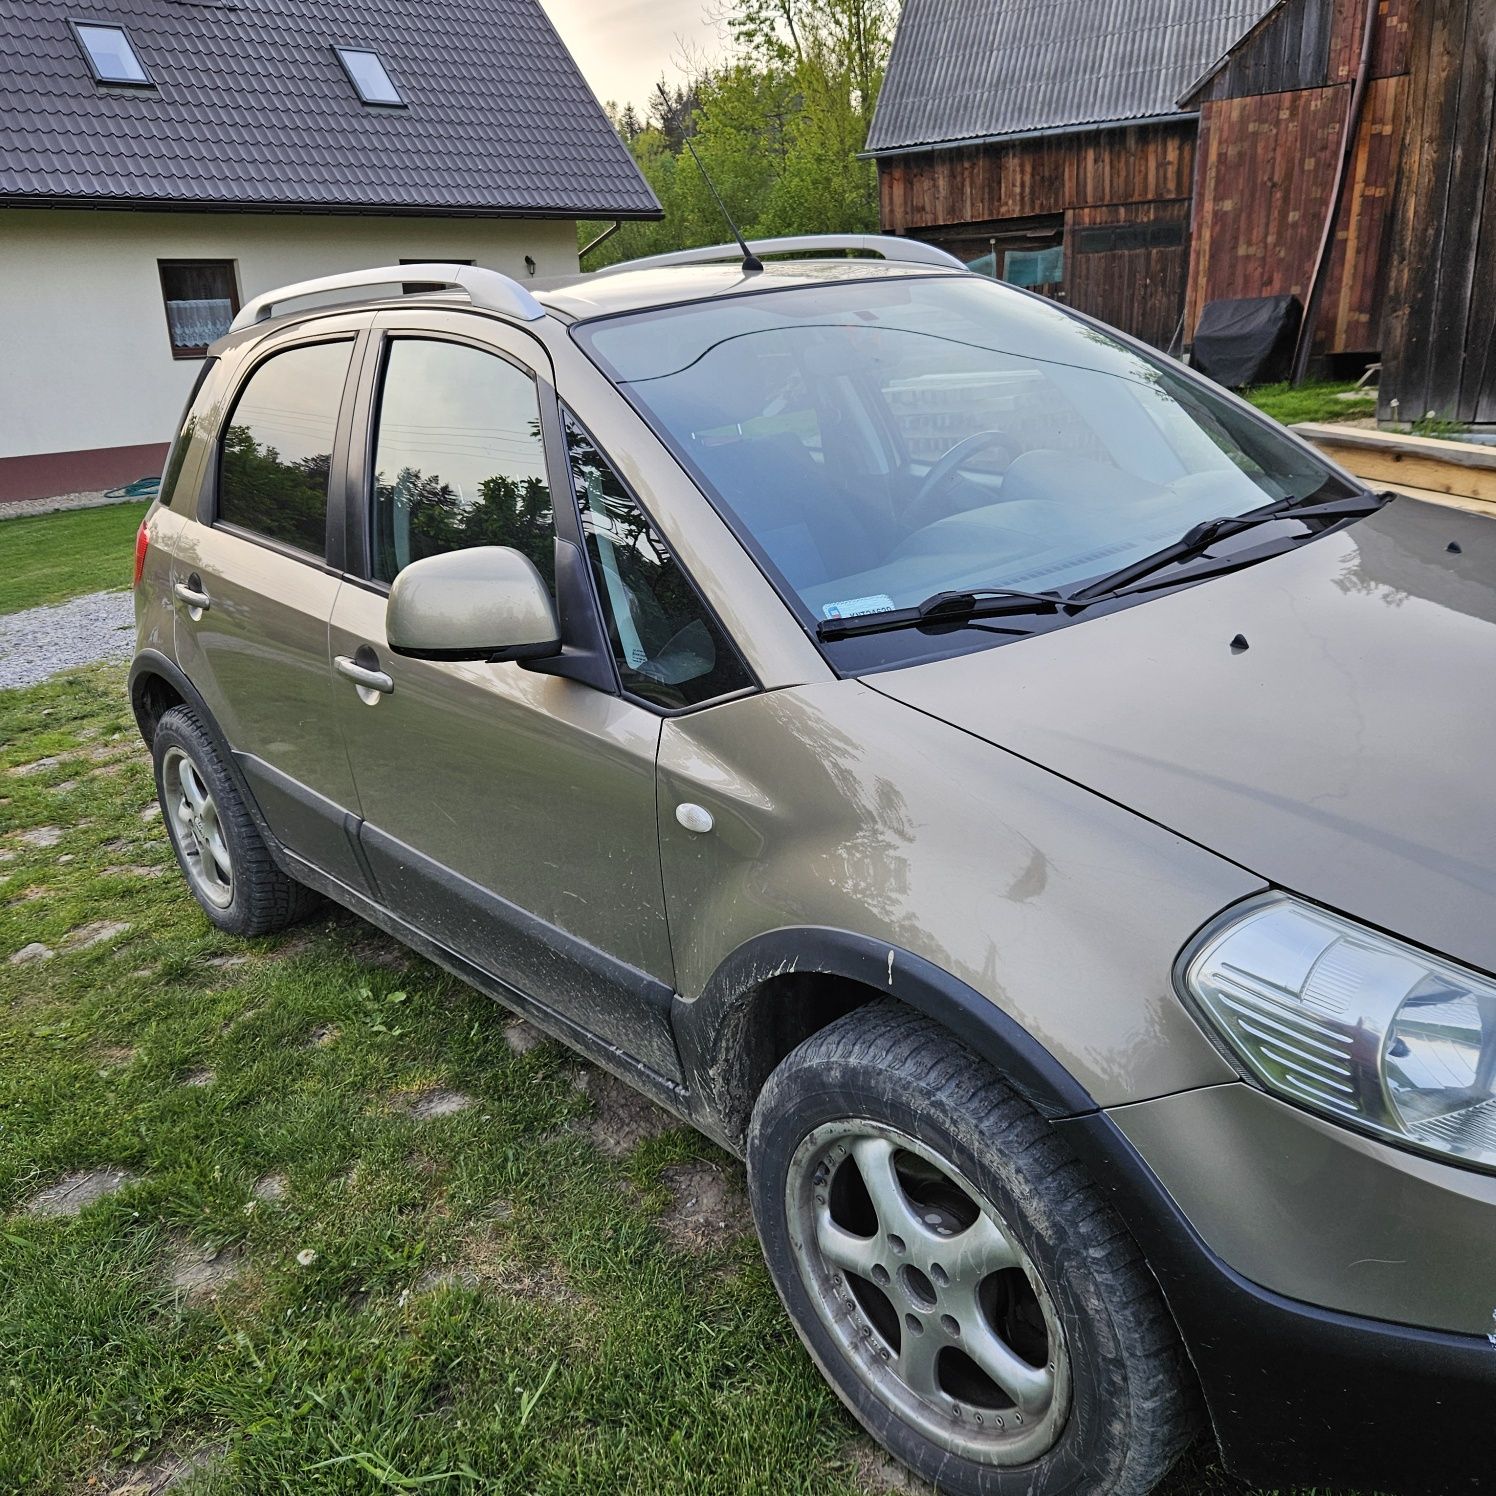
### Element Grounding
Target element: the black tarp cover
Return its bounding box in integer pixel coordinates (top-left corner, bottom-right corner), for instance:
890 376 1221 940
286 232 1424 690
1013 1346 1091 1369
1192 296 1303 388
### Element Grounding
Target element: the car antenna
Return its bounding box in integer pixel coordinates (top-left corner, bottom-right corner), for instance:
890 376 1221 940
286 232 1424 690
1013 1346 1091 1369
684 138 763 273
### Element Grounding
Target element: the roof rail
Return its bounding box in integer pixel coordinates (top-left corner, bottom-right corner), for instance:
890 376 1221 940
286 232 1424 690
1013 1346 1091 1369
591 233 966 277
229 263 545 332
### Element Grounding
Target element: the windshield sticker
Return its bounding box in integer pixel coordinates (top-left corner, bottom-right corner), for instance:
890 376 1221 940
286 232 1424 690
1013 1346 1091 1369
822 594 896 621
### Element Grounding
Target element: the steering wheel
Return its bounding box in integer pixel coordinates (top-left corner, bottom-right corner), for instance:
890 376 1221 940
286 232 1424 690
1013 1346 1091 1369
903 429 1018 531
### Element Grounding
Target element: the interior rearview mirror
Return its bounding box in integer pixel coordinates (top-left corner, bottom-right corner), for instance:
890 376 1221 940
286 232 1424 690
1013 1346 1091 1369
385 546 561 663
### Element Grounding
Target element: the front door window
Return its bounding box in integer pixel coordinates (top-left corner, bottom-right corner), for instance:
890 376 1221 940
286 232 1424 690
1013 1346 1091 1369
370 338 554 589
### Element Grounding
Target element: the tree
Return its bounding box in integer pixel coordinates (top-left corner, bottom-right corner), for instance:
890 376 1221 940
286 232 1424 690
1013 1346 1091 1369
577 0 901 269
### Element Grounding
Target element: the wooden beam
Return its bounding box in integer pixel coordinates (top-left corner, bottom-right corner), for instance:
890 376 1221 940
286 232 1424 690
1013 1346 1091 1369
1293 421 1496 504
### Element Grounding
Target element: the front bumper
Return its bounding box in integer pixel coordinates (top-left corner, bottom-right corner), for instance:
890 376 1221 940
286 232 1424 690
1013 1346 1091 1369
1056 1101 1496 1492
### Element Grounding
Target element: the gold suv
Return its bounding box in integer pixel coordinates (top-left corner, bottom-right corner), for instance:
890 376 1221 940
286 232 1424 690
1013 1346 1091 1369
131 242 1496 1496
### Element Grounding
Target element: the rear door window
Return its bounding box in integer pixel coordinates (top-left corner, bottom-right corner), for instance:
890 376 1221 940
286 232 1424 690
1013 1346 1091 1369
217 340 353 556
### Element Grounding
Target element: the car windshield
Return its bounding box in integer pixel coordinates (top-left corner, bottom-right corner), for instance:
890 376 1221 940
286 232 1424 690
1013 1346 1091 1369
575 274 1354 659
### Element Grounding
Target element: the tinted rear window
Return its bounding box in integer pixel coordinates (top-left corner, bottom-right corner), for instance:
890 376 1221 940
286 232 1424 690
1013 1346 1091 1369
217 341 353 555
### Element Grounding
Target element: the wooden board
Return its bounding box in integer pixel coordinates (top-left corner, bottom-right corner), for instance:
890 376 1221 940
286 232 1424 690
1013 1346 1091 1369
1381 0 1496 423
1294 422 1496 501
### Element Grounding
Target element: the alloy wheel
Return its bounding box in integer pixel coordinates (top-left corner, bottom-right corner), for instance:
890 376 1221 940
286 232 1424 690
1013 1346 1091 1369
785 1119 1069 1465
162 746 234 909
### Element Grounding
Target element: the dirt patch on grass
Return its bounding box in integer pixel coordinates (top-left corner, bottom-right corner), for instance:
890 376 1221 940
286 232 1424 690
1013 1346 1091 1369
180 1067 214 1088
403 1088 474 1120
167 1242 247 1305
503 1019 548 1056
458 1225 582 1309
99 1443 224 1495
251 1174 288 1203
575 1066 678 1158
844 1438 936 1494
23 1166 136 1217
16 825 63 848
8 941 53 966
305 1023 340 1048
657 1160 751 1254
349 931 415 971
412 1265 481 1296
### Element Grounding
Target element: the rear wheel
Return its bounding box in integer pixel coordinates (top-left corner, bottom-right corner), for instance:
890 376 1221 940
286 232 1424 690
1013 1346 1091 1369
747 1002 1196 1495
152 705 319 937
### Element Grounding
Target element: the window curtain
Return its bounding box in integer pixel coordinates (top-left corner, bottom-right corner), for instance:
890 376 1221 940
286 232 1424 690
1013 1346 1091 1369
166 297 234 350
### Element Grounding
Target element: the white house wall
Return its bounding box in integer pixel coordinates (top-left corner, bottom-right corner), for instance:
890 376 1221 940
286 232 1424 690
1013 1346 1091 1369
0 208 580 499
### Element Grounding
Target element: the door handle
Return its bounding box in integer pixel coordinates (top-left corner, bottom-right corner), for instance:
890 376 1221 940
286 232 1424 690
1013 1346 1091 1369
173 580 211 613
334 654 394 697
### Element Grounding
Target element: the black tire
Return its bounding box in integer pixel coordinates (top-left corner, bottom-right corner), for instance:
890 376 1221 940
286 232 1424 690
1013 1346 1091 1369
151 704 320 937
747 1001 1197 1496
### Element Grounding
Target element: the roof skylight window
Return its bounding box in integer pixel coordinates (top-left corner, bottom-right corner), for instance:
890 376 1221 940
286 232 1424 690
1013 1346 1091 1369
73 22 152 86
334 47 404 106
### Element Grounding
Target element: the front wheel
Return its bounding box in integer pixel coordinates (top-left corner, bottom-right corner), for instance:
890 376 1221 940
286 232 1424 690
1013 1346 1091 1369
747 1002 1196 1496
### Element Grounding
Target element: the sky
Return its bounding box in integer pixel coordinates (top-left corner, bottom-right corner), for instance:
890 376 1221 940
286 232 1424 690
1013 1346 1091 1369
538 0 721 113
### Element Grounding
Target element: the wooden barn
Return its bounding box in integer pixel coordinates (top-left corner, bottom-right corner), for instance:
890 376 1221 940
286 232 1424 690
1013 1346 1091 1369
871 0 1496 425
1180 0 1414 374
867 0 1280 350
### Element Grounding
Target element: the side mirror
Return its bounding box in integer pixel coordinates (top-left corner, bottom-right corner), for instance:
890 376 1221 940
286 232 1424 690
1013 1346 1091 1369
385 546 561 663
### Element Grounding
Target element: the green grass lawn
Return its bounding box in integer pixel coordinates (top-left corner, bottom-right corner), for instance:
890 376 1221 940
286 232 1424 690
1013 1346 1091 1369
0 667 1357 1494
1242 380 1376 427
0 500 149 615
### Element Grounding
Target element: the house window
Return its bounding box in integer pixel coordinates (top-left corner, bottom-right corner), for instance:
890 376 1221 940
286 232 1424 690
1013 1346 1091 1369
72 22 152 86
159 261 240 359
334 47 404 106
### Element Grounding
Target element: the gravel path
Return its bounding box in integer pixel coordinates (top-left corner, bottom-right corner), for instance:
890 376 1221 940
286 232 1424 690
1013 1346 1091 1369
0 490 148 522
0 589 136 689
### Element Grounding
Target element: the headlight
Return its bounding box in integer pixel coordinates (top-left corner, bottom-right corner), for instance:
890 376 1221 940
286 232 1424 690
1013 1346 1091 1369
1181 895 1496 1170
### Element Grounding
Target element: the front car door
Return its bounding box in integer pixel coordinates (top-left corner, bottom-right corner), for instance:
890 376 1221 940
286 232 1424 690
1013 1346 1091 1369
327 311 690 1085
173 319 369 891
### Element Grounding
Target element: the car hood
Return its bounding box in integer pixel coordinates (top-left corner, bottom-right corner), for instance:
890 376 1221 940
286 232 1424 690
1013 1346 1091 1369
870 497 1496 975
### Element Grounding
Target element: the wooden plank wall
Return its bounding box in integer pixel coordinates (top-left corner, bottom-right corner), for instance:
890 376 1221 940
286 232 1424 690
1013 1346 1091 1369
1185 74 1405 356
1381 0 1496 423
1065 200 1193 348
878 122 1196 233
1194 0 1411 101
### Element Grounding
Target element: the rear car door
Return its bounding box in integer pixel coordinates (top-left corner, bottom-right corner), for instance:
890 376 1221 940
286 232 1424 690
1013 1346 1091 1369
174 319 369 891
327 311 686 1083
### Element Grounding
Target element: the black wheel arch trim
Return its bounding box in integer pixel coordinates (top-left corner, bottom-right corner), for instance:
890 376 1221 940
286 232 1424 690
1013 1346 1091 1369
674 927 1098 1142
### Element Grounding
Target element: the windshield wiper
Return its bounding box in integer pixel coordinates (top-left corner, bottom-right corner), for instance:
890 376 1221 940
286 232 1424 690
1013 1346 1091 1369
1065 490 1391 603
815 586 1072 641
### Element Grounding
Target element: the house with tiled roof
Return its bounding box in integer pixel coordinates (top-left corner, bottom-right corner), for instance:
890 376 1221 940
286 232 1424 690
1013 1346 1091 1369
0 0 660 502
